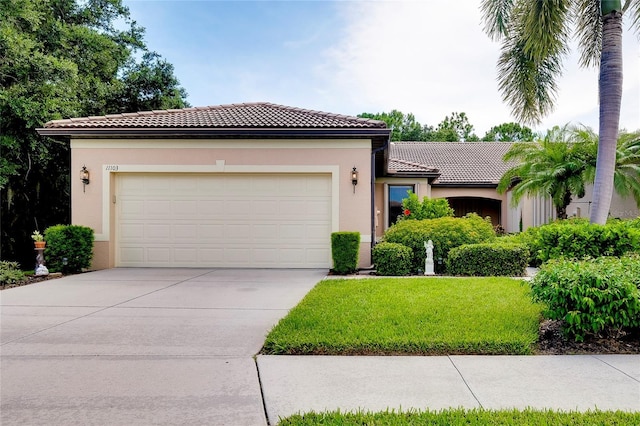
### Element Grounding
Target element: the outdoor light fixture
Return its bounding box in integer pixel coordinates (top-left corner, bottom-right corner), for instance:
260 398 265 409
351 167 358 193
80 165 90 192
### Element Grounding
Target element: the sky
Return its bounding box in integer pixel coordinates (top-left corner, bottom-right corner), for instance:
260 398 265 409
123 0 640 136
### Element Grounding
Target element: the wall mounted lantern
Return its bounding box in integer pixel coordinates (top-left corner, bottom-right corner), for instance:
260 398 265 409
351 167 358 193
80 165 90 192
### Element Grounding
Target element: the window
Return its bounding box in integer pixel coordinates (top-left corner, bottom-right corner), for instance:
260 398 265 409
388 185 414 227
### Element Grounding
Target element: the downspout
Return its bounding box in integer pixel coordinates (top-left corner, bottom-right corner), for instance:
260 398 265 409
371 137 390 254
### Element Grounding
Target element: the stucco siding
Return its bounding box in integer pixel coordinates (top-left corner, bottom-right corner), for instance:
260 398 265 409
71 138 373 269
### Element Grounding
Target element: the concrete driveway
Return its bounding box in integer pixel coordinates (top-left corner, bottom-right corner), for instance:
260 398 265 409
1 268 325 425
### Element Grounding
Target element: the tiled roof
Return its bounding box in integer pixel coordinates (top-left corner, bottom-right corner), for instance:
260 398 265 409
389 142 516 185
388 158 439 174
43 102 387 129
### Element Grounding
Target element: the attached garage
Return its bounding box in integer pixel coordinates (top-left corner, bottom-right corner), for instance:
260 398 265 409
37 102 391 270
116 173 333 268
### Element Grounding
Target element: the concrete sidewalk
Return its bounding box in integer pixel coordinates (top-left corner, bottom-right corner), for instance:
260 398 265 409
257 354 640 422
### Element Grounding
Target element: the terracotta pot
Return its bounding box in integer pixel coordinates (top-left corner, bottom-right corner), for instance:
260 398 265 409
34 241 46 249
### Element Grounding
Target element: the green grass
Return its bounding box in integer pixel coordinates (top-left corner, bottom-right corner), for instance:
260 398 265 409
279 408 640 425
262 277 542 355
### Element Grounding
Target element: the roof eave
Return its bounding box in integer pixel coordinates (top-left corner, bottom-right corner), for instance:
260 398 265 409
432 182 499 188
36 127 391 140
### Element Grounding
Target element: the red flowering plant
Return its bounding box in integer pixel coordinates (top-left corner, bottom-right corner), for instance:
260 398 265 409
397 192 454 222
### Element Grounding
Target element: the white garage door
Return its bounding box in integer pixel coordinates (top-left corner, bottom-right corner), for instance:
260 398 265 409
116 173 332 268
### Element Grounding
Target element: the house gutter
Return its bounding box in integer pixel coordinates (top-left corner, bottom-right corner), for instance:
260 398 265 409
370 137 390 254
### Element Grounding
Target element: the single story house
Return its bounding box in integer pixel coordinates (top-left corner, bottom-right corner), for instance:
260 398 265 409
38 102 638 270
38 102 390 269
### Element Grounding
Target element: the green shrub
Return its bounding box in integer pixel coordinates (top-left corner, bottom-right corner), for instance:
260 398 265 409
531 255 640 341
447 243 529 276
331 232 360 274
499 228 542 267
44 225 94 273
383 213 495 273
0 261 25 285
536 220 640 262
398 192 454 221
372 242 413 276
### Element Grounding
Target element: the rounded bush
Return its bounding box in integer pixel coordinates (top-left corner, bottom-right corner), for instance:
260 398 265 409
531 255 640 341
372 242 413 276
446 243 529 276
383 213 496 273
44 225 94 273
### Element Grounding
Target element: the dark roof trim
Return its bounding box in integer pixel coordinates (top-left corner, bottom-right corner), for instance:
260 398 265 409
432 183 499 188
36 127 392 140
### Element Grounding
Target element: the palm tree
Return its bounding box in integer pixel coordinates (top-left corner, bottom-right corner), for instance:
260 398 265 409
481 0 640 224
497 126 593 220
575 126 640 207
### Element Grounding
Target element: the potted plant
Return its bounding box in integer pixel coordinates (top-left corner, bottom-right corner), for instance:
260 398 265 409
32 230 46 248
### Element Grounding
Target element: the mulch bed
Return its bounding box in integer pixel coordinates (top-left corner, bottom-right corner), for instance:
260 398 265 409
0 273 64 291
3 275 639 355
535 319 640 355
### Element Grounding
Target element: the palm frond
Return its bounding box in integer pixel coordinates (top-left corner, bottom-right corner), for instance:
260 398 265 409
573 0 602 67
481 0 515 40
520 0 572 59
624 0 640 34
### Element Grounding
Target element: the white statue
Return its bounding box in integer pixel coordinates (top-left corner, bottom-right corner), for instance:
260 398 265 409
424 240 435 275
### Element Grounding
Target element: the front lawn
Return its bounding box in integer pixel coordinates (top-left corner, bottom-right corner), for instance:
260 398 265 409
279 408 640 425
262 277 542 355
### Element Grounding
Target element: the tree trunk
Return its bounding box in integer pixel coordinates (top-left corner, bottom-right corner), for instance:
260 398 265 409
590 10 623 224
556 191 572 220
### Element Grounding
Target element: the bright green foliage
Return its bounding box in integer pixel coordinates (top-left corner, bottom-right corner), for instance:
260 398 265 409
44 225 94 273
531 255 640 341
280 408 640 425
447 243 529 276
372 242 413 276
498 227 543 266
358 110 426 141
357 110 482 142
399 193 454 221
383 214 496 273
331 232 360 275
1 0 188 267
535 219 640 263
482 122 536 142
498 125 595 220
576 127 640 208
0 261 25 285
262 277 541 355
481 0 640 224
433 112 480 142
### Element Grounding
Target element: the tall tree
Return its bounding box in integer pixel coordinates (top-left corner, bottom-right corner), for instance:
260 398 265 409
482 122 536 141
498 125 593 219
431 112 479 142
575 126 640 207
358 110 425 141
0 0 188 266
481 0 640 224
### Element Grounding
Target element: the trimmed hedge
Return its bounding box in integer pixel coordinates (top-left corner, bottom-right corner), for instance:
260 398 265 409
331 232 360 274
383 214 496 273
44 225 94 273
447 243 529 276
531 255 640 341
372 242 413 276
536 220 640 262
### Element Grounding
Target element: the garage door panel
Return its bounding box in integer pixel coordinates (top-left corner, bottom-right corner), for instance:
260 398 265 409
117 173 332 268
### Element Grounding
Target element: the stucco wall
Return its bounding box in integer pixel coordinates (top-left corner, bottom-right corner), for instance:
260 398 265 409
71 138 373 269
